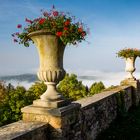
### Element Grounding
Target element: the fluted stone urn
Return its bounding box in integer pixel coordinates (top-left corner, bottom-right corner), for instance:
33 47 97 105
28 30 69 108
125 57 136 80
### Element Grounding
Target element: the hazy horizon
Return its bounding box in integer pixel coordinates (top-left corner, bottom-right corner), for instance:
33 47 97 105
1 70 140 89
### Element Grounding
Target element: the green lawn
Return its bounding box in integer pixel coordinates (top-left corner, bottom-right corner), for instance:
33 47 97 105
96 105 140 140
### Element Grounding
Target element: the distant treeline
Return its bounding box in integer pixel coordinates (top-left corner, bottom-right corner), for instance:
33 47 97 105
0 73 102 83
0 74 38 82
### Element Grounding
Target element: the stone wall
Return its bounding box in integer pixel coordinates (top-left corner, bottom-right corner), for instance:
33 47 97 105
0 121 48 140
0 84 139 140
75 85 133 140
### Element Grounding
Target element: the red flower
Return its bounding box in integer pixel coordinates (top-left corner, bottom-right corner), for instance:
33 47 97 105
53 11 59 16
78 27 83 33
64 20 70 26
39 18 46 24
56 31 63 37
64 27 68 30
81 32 86 37
25 18 33 24
17 24 22 28
33 18 40 22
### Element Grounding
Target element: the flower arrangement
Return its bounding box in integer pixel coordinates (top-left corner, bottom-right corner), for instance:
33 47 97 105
117 48 140 58
12 6 88 47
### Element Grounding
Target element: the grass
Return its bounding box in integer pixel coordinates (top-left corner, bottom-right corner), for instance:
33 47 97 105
96 105 140 140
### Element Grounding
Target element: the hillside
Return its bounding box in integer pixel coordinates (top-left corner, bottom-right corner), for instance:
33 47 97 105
0 73 98 82
0 74 38 82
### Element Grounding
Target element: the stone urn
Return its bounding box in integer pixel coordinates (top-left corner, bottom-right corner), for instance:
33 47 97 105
125 57 136 79
28 30 69 108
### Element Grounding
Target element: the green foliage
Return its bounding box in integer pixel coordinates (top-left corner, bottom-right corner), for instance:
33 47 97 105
0 84 27 126
103 85 120 91
25 82 46 104
0 82 46 126
0 74 89 126
0 81 7 101
117 48 140 58
89 81 105 95
0 74 107 127
58 73 88 101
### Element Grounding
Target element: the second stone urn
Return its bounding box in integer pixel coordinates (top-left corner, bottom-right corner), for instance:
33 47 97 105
125 57 136 80
28 30 69 108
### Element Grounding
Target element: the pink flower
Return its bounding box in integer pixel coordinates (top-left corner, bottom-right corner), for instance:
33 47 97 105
13 39 18 42
25 18 33 24
43 12 49 17
33 18 40 22
15 32 19 35
17 24 22 28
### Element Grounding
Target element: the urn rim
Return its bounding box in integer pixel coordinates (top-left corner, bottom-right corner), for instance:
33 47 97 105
28 29 55 38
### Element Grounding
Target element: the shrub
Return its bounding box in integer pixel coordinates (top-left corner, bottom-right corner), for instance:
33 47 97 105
58 73 88 101
89 81 105 95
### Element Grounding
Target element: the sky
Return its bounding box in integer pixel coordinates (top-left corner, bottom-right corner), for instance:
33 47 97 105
1 0 140 76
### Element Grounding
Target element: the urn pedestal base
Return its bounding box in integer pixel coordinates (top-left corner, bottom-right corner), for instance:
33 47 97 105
120 78 137 85
21 103 81 129
21 100 74 140
21 103 81 139
33 99 70 108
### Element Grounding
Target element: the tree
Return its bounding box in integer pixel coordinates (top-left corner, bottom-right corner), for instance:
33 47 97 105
0 75 106 127
25 82 47 104
0 81 7 102
58 73 88 101
89 81 105 96
0 82 46 126
0 84 27 126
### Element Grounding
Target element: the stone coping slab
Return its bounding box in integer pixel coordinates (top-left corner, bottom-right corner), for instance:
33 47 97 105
75 85 131 108
0 121 47 140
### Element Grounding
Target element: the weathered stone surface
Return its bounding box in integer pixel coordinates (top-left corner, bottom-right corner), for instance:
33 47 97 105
121 79 140 106
75 85 133 140
33 99 70 108
22 103 81 129
0 121 48 140
29 31 67 108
